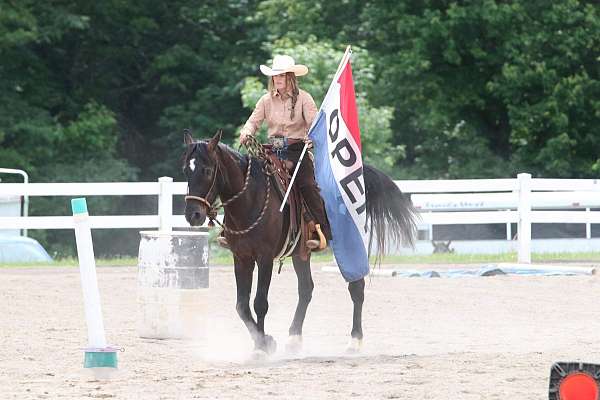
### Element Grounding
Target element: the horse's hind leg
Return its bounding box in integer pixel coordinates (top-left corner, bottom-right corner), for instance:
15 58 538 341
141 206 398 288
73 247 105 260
254 258 276 354
286 255 314 353
233 256 260 345
347 278 365 353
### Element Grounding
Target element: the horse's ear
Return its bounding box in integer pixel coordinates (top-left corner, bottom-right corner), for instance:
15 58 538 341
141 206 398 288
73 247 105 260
183 129 194 145
207 129 222 152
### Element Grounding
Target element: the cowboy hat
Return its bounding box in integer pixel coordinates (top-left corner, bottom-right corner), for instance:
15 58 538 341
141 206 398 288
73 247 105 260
259 55 308 77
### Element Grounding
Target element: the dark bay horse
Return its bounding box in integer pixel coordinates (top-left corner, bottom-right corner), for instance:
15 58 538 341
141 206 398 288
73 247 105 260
182 130 417 355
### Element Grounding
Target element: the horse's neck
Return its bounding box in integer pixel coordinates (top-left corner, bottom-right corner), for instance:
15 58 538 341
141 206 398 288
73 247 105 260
218 146 270 204
216 146 247 201
217 147 270 226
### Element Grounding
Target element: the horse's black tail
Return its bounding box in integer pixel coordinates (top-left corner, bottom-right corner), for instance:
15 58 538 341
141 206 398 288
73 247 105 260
364 164 419 264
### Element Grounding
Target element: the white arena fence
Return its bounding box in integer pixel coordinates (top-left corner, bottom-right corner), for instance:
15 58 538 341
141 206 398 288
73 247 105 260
1 173 600 263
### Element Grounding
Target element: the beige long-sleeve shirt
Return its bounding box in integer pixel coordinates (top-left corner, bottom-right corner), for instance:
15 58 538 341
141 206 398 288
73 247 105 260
240 89 318 140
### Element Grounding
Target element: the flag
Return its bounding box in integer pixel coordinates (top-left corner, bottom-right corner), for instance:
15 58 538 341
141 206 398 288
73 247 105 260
309 47 368 282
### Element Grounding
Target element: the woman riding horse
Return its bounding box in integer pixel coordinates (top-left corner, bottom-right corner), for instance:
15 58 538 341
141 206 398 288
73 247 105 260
222 54 332 250
182 55 418 356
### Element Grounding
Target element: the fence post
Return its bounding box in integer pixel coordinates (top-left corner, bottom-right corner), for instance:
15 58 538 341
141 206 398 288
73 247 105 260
586 207 591 239
506 209 511 240
158 176 173 232
427 211 433 240
517 173 531 263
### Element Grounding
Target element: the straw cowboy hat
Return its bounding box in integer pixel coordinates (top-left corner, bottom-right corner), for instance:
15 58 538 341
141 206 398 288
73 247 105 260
260 55 308 76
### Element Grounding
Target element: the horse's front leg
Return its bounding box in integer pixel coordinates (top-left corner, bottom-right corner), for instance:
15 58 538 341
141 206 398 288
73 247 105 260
347 278 365 353
233 256 260 345
286 255 314 354
254 257 276 354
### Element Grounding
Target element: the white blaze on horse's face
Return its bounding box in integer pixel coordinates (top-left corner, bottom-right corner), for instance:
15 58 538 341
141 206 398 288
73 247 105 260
189 158 196 172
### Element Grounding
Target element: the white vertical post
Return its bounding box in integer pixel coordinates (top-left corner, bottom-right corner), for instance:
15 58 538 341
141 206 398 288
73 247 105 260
517 173 532 263
506 209 511 240
0 168 29 237
72 197 118 372
158 177 173 232
428 211 433 240
586 207 591 239
72 198 107 348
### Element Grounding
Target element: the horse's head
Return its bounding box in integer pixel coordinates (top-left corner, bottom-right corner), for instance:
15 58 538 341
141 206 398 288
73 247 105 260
182 130 222 226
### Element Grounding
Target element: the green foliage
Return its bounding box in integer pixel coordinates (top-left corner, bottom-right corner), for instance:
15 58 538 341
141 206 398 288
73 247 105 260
1 0 599 255
358 0 599 178
56 102 118 158
403 120 512 179
27 103 138 257
486 2 600 177
0 0 266 255
253 0 365 44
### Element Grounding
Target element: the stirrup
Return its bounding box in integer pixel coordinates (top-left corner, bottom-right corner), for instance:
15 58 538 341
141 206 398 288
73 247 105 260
217 236 230 249
306 224 327 251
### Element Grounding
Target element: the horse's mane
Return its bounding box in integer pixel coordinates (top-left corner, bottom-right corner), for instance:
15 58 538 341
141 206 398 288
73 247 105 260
182 140 264 182
217 142 267 181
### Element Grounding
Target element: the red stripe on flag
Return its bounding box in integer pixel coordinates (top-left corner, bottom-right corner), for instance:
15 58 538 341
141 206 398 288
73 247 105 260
337 61 361 151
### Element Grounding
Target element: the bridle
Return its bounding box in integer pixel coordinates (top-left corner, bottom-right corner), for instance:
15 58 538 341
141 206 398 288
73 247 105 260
184 155 221 221
185 156 219 218
184 147 272 235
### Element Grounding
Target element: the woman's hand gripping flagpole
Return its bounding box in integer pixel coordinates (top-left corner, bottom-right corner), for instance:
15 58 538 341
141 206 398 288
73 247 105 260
279 45 352 212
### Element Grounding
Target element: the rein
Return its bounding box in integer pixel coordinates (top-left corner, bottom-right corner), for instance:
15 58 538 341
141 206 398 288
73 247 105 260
184 147 272 236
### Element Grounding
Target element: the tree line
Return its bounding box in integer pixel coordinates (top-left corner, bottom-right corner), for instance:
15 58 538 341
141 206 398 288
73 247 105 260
1 0 597 256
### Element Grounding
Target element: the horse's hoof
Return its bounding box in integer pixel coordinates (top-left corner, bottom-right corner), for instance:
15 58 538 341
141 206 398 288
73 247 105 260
285 335 303 355
346 337 363 354
263 334 277 355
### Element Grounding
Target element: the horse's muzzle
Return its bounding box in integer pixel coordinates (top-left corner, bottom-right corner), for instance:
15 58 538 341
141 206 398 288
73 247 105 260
184 204 207 227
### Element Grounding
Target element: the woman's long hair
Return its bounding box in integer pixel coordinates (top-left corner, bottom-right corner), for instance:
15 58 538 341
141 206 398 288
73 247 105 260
267 72 300 120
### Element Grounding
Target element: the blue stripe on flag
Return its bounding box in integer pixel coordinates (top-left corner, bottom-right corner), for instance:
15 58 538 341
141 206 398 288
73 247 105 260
309 111 369 282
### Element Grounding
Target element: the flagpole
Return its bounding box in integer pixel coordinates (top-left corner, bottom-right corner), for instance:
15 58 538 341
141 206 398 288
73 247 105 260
332 46 352 90
307 45 352 134
279 45 352 212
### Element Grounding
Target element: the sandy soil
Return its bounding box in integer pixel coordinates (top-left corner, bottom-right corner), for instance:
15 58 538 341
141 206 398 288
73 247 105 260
2 263 600 399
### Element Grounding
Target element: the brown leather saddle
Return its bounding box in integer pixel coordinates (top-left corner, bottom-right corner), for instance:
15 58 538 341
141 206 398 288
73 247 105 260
262 144 319 262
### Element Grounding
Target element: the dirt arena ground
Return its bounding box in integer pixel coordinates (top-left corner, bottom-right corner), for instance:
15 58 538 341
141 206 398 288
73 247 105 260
2 262 600 399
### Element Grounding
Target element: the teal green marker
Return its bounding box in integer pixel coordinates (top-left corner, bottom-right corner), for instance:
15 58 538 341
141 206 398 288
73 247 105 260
84 348 118 368
71 197 88 215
